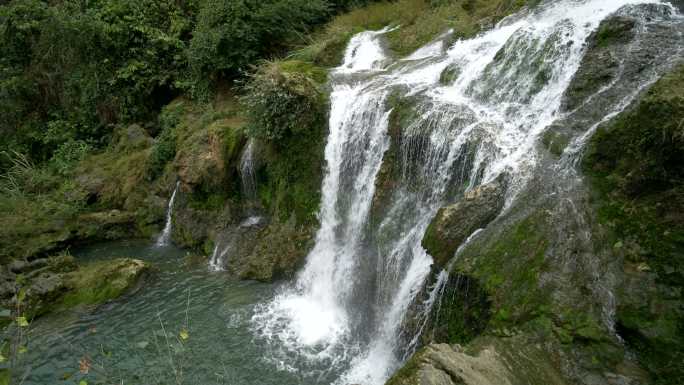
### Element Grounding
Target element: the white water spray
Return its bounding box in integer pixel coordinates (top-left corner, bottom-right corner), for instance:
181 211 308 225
253 1 677 384
240 138 258 202
156 181 179 247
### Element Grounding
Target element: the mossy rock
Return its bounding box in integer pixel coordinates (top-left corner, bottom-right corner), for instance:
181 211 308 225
423 178 506 269
562 16 636 111
237 220 315 282
2 255 148 320
455 212 552 328
541 128 570 157
583 64 684 383
387 335 568 385
429 274 491 346
57 258 150 310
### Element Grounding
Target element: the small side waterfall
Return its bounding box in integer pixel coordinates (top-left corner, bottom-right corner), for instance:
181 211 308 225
252 1 682 384
240 138 258 203
208 216 264 272
156 181 179 247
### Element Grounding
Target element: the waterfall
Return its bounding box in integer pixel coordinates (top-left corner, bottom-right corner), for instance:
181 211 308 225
156 181 179 247
208 216 264 272
252 1 679 384
240 138 258 202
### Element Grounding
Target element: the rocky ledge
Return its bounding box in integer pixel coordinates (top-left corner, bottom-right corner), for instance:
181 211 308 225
422 177 506 270
1 255 150 323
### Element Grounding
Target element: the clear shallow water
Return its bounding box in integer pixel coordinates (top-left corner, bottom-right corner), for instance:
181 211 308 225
14 240 324 385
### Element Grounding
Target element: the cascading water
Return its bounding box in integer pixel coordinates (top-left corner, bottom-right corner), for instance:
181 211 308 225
209 216 264 272
240 138 258 202
253 1 682 384
156 181 179 247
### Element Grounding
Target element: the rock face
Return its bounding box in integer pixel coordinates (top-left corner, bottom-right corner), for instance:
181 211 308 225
561 16 636 111
0 255 150 320
235 220 315 282
422 178 506 269
387 340 568 385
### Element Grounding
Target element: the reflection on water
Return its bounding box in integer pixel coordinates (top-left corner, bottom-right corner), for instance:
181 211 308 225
13 240 312 385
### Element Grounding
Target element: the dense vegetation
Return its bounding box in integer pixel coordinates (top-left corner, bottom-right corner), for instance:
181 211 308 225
0 0 370 172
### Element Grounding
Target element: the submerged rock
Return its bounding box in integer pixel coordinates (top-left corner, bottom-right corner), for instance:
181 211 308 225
422 178 506 269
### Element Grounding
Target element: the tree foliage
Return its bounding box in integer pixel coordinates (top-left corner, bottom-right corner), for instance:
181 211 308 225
0 0 364 172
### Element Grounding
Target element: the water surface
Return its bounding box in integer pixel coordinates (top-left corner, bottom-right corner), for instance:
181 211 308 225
16 240 319 385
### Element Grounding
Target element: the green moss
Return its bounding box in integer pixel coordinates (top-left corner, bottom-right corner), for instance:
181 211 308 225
243 59 328 225
542 129 570 157
385 348 425 385
258 131 325 225
594 17 636 47
294 0 542 67
58 258 149 309
461 214 550 328
431 274 492 345
583 64 684 384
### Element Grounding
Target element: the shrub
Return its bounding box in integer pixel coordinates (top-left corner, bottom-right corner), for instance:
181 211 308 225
241 60 328 141
147 103 185 180
0 0 196 169
187 0 332 97
50 140 91 176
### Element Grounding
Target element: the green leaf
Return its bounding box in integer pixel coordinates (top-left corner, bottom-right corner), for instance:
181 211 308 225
18 345 27 354
79 380 88 385
17 288 26 303
179 329 189 341
0 352 6 363
16 316 28 327
0 369 10 385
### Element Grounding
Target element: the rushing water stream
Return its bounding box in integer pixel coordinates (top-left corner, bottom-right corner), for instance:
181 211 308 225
253 1 682 384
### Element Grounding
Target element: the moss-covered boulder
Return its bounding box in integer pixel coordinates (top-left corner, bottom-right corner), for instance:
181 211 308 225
562 16 636 111
236 219 315 282
1 255 149 320
57 258 150 309
422 178 506 269
387 336 568 385
175 119 245 192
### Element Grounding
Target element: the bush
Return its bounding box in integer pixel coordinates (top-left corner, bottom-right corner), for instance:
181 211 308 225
147 103 185 179
241 60 328 141
0 0 196 169
50 140 91 176
187 0 332 96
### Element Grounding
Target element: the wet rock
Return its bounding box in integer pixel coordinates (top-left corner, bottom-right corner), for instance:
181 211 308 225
58 258 150 309
25 273 68 316
237 219 315 282
8 259 29 274
0 256 149 319
666 0 684 12
562 16 636 111
439 64 461 85
76 210 138 240
422 178 506 269
387 341 568 385
175 121 245 190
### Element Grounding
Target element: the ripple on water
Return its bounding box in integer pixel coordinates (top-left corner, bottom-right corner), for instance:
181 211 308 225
13 240 325 385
